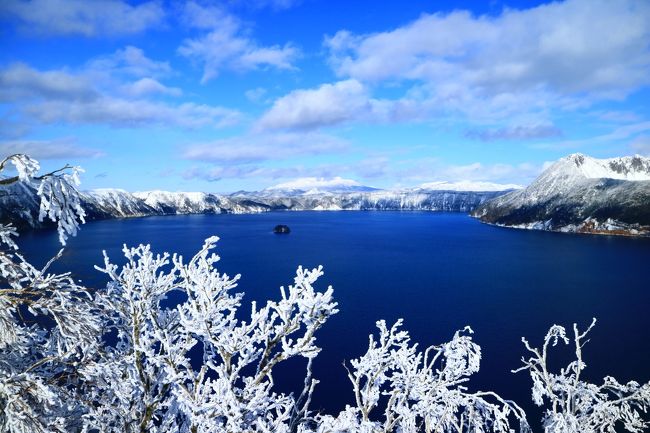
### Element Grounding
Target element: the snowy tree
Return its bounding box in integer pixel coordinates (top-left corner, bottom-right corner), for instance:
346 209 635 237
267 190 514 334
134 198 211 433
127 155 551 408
514 318 650 433
3 153 649 433
0 155 98 432
0 154 85 245
81 238 338 433
311 320 529 433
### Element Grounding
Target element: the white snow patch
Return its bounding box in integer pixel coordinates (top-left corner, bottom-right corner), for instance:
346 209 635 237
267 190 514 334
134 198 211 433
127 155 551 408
560 153 650 181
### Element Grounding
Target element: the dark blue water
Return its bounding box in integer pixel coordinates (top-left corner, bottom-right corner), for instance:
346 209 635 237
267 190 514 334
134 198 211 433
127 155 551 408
17 212 650 428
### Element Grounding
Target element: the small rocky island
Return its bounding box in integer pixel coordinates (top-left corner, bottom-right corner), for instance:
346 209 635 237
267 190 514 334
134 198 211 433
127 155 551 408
273 224 291 234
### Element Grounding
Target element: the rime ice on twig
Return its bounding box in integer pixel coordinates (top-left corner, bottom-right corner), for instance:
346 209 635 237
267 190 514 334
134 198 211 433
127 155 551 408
84 237 339 432
0 153 85 245
514 319 650 433
311 321 529 433
0 155 95 433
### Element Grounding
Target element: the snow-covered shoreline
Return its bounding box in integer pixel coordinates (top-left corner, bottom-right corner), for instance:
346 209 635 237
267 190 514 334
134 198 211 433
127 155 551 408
476 216 650 238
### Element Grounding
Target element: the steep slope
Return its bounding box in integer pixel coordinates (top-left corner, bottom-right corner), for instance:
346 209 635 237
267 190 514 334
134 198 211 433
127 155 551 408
227 188 509 212
133 191 224 214
84 189 158 219
1 184 515 231
473 154 650 236
264 177 380 196
133 191 270 214
0 181 43 230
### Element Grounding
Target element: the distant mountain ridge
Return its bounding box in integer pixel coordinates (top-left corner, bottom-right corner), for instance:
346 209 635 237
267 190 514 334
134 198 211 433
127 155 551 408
0 182 514 231
263 176 381 195
6 153 647 237
473 154 650 236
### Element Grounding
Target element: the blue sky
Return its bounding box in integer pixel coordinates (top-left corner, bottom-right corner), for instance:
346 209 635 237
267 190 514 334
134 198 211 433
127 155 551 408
1 0 649 192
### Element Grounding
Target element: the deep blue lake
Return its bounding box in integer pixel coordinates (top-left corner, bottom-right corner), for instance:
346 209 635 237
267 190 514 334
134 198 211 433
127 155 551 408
17 211 650 428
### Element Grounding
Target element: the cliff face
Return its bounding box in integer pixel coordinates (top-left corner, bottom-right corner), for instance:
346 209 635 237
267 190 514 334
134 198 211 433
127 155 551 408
473 154 650 236
0 181 42 231
0 185 510 230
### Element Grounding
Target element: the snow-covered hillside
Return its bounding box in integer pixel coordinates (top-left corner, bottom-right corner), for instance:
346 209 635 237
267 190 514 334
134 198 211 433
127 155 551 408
1 183 514 230
265 177 380 195
553 153 650 181
6 154 648 237
473 154 650 236
133 190 271 215
134 190 223 214
85 189 156 218
0 181 42 230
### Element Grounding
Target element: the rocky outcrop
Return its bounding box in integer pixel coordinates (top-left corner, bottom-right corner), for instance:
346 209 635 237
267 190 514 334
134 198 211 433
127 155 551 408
273 225 290 234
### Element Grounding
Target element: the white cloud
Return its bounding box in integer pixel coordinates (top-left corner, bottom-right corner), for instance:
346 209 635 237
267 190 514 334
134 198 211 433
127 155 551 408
256 79 423 130
0 117 30 139
630 136 650 155
268 176 361 190
0 0 164 37
0 61 239 129
327 0 650 93
533 120 650 149
429 161 545 184
353 156 548 186
122 78 182 97
0 137 104 159
178 1 299 83
0 63 97 102
178 0 237 30
234 0 301 11
27 99 239 128
183 132 348 163
465 124 562 142
257 80 367 129
599 121 650 141
253 0 647 133
418 180 523 191
86 46 172 79
182 165 337 183
182 157 546 187
323 0 650 121
592 110 642 123
245 87 267 103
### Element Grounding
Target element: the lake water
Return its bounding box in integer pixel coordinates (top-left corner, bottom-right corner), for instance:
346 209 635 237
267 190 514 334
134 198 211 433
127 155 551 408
17 211 650 428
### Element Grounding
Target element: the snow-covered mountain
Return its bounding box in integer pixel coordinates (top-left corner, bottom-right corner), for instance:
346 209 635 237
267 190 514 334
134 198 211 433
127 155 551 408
7 154 648 237
133 190 270 215
84 189 156 219
227 187 511 212
1 182 515 230
262 177 380 196
0 181 41 230
473 154 650 236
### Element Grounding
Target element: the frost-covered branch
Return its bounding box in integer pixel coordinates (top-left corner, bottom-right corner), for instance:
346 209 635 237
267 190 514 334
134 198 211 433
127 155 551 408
0 224 102 433
514 319 650 433
87 236 338 433
0 154 85 245
0 155 94 432
313 320 529 433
